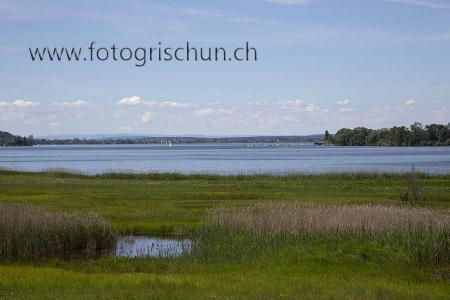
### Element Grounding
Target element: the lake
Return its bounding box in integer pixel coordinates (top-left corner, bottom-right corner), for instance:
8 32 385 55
0 144 449 174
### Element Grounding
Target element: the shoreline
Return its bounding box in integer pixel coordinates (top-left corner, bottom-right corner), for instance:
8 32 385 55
1 168 450 178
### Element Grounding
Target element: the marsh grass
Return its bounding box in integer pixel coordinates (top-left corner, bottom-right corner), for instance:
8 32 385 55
410 166 422 204
0 203 116 259
45 168 84 176
202 204 450 266
11 169 438 181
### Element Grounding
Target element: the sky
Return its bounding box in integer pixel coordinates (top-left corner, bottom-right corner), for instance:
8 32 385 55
0 0 449 137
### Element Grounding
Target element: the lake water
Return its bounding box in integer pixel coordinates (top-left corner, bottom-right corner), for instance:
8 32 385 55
115 236 192 258
0 144 449 174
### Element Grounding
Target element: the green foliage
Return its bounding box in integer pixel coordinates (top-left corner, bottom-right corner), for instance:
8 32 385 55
329 122 450 146
323 130 332 144
0 131 34 146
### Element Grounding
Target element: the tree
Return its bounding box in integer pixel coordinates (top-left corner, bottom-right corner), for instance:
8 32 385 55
333 128 353 146
325 122 448 147
0 130 33 146
425 124 449 143
409 122 426 146
350 127 370 146
324 130 331 144
387 126 408 146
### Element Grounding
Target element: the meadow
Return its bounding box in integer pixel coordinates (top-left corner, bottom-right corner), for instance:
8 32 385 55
0 170 449 299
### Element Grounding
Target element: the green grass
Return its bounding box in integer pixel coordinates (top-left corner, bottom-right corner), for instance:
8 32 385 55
0 170 449 235
0 239 449 299
0 170 449 299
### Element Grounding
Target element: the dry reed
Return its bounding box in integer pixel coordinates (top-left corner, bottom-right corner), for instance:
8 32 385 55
208 203 450 265
0 203 116 259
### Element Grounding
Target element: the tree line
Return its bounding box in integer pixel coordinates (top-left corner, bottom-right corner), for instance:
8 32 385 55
324 122 450 146
0 130 322 146
0 131 34 146
34 135 323 145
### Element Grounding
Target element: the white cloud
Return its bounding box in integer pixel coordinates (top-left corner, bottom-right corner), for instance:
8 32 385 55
145 101 194 109
385 0 450 9
14 99 38 108
140 112 153 123
0 99 39 108
160 101 191 108
336 99 351 105
217 108 237 116
305 104 320 112
116 97 194 109
277 99 304 109
116 96 142 106
193 108 215 117
338 108 356 113
3 94 446 136
52 100 92 107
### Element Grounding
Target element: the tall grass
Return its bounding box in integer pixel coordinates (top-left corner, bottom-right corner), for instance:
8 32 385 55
2 168 445 181
0 203 116 259
203 203 450 265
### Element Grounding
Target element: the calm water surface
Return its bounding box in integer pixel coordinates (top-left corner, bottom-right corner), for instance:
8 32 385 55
0 144 449 174
115 236 192 258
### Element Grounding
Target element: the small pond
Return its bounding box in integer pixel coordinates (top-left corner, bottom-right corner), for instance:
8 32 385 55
115 236 192 258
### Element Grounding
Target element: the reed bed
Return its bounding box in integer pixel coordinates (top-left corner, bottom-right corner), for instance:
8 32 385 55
206 203 450 265
0 203 116 259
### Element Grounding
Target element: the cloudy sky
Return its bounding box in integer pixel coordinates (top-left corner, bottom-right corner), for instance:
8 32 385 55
0 0 449 136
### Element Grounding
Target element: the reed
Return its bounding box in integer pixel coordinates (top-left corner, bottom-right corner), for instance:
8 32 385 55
206 203 450 265
0 203 116 259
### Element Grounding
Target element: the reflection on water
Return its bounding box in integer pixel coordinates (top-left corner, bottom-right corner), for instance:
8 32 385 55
115 236 192 258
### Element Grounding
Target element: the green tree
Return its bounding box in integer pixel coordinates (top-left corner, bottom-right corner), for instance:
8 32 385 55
325 122 448 147
324 130 332 144
409 122 426 146
333 128 353 146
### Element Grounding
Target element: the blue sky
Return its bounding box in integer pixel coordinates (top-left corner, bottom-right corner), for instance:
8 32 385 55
0 0 449 136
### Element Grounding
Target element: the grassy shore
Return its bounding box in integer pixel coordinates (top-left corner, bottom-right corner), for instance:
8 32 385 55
0 170 449 234
0 170 449 299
